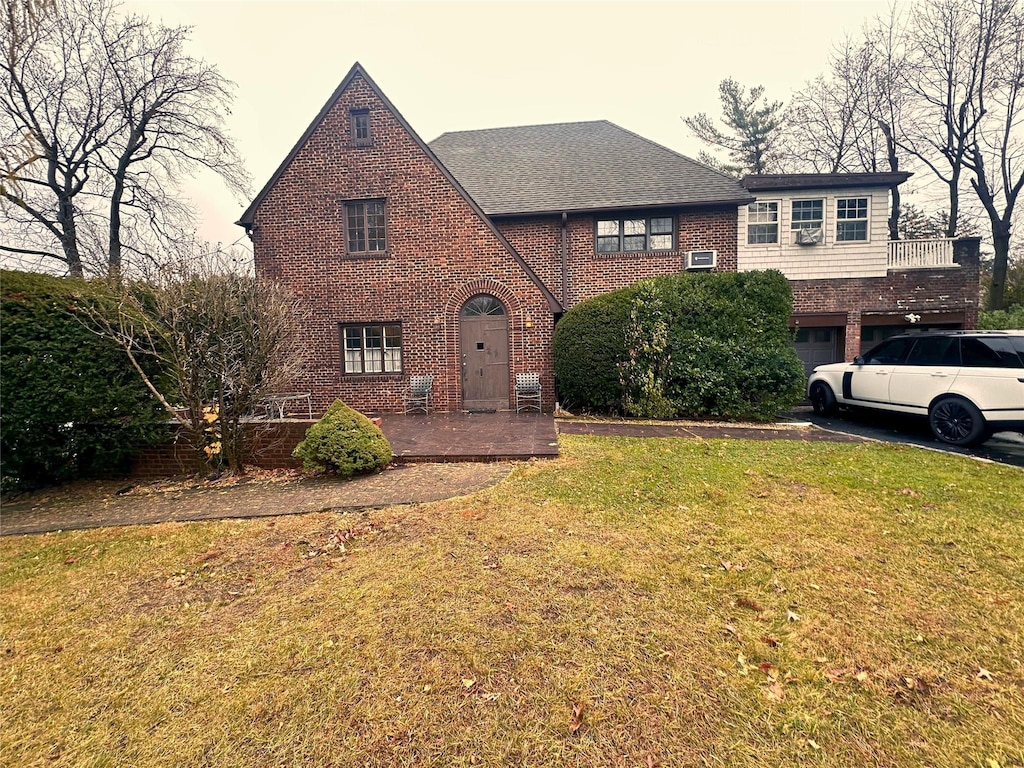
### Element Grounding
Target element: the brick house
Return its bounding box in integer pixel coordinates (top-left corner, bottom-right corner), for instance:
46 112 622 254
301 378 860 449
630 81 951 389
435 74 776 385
239 63 980 413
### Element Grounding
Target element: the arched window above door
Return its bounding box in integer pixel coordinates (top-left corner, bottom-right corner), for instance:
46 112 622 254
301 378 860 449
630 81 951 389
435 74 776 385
461 295 506 317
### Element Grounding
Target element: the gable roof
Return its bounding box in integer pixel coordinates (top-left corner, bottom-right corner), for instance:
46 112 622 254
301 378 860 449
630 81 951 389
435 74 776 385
237 63 561 312
428 121 753 217
741 172 912 192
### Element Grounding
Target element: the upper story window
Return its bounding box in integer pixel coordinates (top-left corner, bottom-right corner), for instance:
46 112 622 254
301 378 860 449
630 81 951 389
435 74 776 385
344 200 386 254
791 199 824 230
836 197 869 241
595 215 674 253
351 109 371 146
747 201 779 244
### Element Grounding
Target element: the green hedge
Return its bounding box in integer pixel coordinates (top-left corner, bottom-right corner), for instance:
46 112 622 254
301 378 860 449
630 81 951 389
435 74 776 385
979 306 1024 330
293 400 393 478
1 270 164 491
553 271 805 421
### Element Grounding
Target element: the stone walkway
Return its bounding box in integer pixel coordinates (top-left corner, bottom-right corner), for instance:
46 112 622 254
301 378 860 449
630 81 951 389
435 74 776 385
0 463 512 537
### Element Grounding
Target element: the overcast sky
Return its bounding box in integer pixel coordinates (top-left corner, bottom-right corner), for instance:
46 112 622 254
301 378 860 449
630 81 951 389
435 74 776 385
125 0 898 253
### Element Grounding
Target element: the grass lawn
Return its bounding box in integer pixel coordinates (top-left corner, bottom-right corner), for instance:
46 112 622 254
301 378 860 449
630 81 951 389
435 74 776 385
2 436 1022 767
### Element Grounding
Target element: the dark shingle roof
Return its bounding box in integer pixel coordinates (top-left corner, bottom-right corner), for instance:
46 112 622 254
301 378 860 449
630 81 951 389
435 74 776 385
741 172 911 192
429 121 752 216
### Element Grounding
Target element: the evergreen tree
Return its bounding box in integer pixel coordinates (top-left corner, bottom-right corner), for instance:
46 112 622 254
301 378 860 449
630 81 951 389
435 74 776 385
684 79 784 176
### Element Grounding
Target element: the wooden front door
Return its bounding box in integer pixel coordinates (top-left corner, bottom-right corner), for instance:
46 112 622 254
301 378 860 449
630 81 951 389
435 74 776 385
460 295 509 411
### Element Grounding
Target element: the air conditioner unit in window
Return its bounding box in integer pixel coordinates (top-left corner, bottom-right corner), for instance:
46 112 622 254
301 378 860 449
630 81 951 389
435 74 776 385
685 250 717 270
796 226 824 245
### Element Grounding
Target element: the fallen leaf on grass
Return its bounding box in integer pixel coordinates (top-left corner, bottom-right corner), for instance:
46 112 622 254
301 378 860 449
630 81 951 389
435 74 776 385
761 635 780 648
855 671 870 683
808 739 821 750
758 662 775 676
569 701 585 734
462 678 477 690
736 596 763 612
787 610 801 622
977 668 994 681
191 549 222 564
723 623 738 638
765 681 785 701
63 556 78 565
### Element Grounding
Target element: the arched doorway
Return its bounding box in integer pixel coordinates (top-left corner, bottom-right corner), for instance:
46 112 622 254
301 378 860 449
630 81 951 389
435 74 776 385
460 295 509 411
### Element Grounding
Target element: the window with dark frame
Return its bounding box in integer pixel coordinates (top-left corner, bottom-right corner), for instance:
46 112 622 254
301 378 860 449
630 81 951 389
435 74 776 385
836 197 869 241
747 201 779 244
341 323 402 374
595 215 674 253
351 109 371 146
344 200 386 254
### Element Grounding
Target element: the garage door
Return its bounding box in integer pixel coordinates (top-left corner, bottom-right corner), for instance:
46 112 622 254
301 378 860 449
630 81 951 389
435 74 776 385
793 328 839 377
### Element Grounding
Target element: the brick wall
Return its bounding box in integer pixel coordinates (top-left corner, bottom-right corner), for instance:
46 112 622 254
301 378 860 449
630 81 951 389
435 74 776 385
497 207 739 308
131 421 311 480
249 72 555 413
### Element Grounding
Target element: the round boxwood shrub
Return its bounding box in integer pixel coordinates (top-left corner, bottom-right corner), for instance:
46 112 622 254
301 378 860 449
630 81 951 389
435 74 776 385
292 400 392 477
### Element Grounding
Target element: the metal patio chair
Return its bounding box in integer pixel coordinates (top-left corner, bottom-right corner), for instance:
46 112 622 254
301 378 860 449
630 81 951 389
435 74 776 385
514 372 542 412
403 375 433 414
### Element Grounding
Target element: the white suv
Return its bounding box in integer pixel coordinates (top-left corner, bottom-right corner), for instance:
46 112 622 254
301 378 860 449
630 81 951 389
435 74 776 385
807 330 1024 446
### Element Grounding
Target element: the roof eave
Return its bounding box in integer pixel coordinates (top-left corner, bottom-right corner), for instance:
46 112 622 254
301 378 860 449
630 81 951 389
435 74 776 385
741 172 912 193
487 197 755 219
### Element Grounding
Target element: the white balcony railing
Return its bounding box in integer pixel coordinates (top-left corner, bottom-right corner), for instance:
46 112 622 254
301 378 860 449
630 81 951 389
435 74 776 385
887 238 957 269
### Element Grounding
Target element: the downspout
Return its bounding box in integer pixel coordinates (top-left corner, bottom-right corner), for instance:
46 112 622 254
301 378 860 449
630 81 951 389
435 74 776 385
560 212 569 307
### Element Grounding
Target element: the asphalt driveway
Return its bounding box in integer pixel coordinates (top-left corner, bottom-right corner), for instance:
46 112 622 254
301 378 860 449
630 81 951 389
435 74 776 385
787 405 1024 468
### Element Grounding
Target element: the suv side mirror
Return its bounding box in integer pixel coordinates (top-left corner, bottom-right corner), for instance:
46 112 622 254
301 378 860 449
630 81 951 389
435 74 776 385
853 355 865 365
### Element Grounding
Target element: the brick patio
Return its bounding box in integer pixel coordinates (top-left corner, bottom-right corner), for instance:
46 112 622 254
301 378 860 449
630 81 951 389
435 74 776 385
378 412 560 462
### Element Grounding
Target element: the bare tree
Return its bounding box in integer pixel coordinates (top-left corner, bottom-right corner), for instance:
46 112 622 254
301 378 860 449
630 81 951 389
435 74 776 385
781 15 913 239
684 79 784 176
961 0 1024 309
0 0 248 280
87 263 307 474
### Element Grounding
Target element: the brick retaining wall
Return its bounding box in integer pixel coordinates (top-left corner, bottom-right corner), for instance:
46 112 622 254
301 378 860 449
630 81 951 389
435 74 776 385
131 421 313 480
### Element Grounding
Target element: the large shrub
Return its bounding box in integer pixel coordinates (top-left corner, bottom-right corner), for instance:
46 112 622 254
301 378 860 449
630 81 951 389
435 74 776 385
552 290 633 412
292 400 392 478
553 270 805 421
1 270 164 491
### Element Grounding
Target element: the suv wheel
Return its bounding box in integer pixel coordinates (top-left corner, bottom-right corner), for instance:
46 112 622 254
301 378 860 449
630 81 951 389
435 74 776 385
929 396 987 446
809 382 838 416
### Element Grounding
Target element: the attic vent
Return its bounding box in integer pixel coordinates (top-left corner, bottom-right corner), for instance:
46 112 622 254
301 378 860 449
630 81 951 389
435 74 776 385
796 227 824 245
685 250 717 270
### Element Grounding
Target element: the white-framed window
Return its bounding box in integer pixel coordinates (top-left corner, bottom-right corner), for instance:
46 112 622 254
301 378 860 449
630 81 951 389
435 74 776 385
595 215 674 253
791 199 824 230
747 201 779 244
341 323 402 374
836 197 869 242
